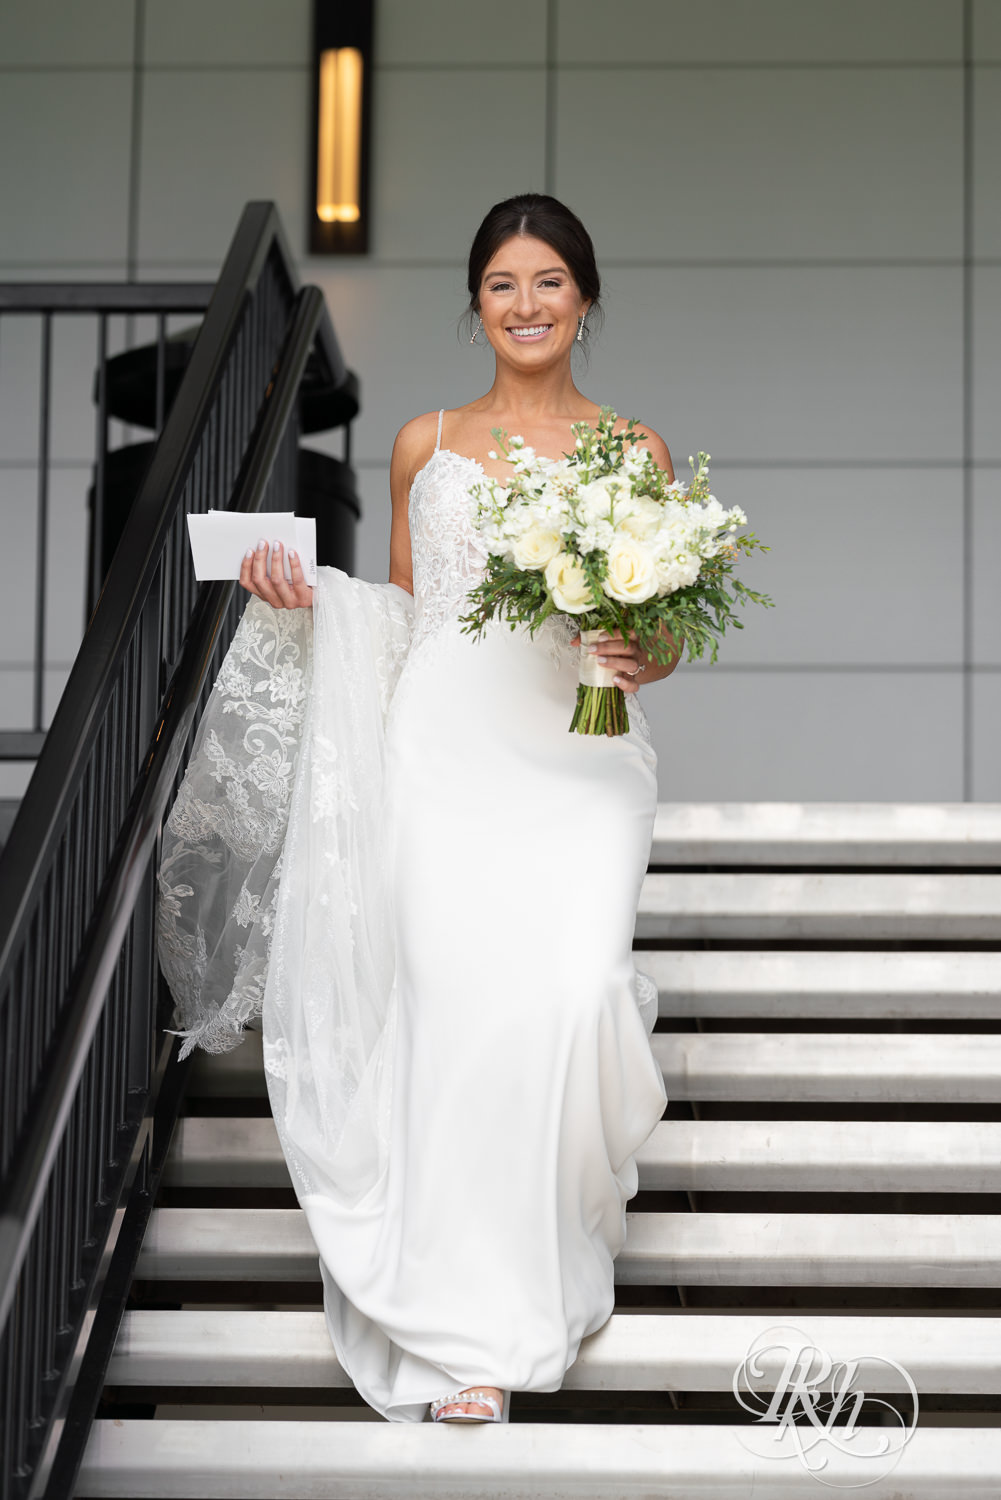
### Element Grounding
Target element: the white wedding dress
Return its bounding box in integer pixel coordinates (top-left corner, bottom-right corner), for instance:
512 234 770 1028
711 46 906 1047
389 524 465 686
157 410 668 1421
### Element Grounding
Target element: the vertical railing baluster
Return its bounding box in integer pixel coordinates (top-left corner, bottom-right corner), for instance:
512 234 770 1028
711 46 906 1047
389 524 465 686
91 314 109 619
55 1127 71 1338
34 313 52 733
154 312 167 434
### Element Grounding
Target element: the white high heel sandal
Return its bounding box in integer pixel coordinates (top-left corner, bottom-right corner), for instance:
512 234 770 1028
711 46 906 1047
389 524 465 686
430 1388 511 1424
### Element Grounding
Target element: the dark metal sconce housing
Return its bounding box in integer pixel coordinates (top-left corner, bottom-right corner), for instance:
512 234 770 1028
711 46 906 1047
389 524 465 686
309 0 373 255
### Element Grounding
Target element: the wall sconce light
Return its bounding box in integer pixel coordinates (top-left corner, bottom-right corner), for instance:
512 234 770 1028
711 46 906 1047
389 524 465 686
310 0 373 254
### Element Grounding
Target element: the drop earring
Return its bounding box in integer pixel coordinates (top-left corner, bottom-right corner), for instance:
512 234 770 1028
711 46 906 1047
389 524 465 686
576 312 586 344
470 316 483 345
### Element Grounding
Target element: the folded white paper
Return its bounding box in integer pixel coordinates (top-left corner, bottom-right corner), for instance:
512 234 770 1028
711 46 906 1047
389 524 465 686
186 510 317 585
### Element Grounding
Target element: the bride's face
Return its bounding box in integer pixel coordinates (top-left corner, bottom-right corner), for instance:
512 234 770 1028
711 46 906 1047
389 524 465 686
477 234 588 367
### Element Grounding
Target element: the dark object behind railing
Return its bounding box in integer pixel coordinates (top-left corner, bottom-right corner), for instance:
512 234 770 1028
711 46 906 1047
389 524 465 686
0 283 214 765
0 203 346 1500
89 331 361 610
0 281 359 769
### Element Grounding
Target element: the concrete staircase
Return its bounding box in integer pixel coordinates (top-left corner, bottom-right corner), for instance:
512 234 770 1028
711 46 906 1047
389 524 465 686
77 804 1001 1498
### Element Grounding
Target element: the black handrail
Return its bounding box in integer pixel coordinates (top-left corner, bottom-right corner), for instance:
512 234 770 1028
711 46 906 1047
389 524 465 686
0 203 344 1500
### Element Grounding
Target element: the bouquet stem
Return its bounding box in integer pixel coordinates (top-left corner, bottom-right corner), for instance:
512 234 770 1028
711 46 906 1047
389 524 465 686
570 682 627 736
572 627 628 736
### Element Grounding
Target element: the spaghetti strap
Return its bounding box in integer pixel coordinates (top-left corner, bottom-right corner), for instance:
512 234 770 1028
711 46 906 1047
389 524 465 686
434 408 444 453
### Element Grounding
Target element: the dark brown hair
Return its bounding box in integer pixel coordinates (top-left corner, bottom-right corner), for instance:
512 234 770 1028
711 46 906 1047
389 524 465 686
466 193 602 340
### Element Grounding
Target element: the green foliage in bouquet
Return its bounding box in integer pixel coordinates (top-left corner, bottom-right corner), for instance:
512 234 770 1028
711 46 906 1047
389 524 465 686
459 407 773 735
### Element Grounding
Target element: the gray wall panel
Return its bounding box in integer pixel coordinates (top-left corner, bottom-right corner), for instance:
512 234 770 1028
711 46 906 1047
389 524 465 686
640 668 964 801
973 67 1001 255
0 73 132 265
974 0 1001 60
555 0 963 64
972 674 1001 797
143 0 310 67
556 68 962 261
0 0 135 67
370 71 546 260
137 69 309 264
679 467 964 668
376 0 547 65
585 266 962 465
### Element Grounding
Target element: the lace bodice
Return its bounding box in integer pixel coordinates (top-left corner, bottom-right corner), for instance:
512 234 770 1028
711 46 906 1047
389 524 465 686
408 447 492 650
407 439 580 669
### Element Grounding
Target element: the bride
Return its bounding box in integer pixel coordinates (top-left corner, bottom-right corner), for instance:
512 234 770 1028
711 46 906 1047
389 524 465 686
158 192 681 1426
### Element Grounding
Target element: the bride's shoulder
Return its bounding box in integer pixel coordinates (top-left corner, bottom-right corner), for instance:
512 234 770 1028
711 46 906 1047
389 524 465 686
390 410 444 491
613 415 674 480
393 408 439 454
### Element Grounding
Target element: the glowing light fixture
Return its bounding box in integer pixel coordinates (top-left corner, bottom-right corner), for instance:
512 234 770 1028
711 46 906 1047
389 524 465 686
310 1 372 254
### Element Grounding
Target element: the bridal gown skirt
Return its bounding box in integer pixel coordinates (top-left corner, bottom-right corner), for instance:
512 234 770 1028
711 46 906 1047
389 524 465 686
158 570 668 1423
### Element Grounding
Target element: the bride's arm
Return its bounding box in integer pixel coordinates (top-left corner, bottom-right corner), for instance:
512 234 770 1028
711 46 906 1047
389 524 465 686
388 413 438 597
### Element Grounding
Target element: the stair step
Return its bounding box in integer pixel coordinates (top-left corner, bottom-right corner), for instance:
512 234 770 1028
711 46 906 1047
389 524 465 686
77 1419 1001 1498
107 1308 1001 1393
644 950 1001 1018
164 1116 1001 1193
136 1208 1001 1286
636 872 1001 940
650 1033 1001 1102
187 1032 269 1096
186 1030 1001 1104
650 801 1001 866
179 956 1001 1045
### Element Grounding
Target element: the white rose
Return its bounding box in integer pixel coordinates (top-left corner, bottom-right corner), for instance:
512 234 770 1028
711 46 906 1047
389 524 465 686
602 539 659 603
512 526 563 571
544 552 596 614
617 496 663 540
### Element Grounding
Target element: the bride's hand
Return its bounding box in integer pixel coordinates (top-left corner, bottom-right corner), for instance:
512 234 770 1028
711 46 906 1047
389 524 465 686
239 538 314 609
570 626 680 692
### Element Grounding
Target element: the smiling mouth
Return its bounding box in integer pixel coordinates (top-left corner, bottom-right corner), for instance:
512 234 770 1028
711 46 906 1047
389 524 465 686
506 324 554 340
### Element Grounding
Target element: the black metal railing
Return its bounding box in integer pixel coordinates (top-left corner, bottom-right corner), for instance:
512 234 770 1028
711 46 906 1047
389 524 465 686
0 202 347 1500
0 282 215 766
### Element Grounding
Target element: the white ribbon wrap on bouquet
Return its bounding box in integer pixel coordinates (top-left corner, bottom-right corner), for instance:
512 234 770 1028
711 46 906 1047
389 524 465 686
578 627 620 689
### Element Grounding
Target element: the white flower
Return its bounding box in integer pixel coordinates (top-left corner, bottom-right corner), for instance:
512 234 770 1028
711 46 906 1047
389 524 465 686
546 457 577 483
526 482 570 525
575 519 615 554
617 495 663 540
654 547 701 593
511 526 562 570
544 552 596 613
576 475 629 523
602 539 659 603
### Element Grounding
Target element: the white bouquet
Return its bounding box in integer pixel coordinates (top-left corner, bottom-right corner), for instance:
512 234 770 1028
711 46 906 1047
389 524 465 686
459 407 770 735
